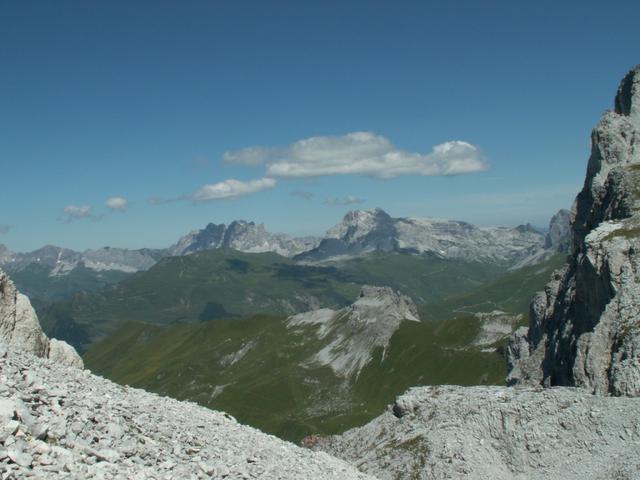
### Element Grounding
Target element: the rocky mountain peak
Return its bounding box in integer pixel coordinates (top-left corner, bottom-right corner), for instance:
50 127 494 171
288 286 419 378
350 285 420 324
302 208 549 266
169 220 320 258
326 208 394 241
508 65 640 395
615 64 640 118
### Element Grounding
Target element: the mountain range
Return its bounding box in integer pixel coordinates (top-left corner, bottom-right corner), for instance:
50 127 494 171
1 208 571 308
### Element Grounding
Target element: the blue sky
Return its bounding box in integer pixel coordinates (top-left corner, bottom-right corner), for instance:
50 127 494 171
1 0 638 251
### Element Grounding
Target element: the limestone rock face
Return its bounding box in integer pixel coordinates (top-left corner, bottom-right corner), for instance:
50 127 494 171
0 270 48 357
0 269 83 369
47 338 84 369
168 220 320 257
313 385 640 480
288 286 420 378
508 65 640 395
544 208 573 253
298 207 549 266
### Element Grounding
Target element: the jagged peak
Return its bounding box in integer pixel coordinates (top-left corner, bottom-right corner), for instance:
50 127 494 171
203 222 226 230
615 64 640 118
342 207 390 221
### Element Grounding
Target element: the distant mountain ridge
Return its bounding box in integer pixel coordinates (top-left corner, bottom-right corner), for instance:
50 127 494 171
0 244 163 275
1 208 571 306
168 220 320 257
297 208 564 266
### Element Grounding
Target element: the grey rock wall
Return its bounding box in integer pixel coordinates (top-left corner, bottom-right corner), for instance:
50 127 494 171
0 269 83 368
314 385 640 480
508 65 640 396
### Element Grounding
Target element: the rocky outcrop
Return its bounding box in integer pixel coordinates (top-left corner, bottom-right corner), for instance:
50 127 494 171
168 220 320 257
472 310 523 348
0 349 372 479
0 270 83 368
297 208 549 266
288 286 420 377
313 385 640 480
544 208 573 253
508 65 640 395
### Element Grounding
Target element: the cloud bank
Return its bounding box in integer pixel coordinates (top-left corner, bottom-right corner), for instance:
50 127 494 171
106 196 129 212
222 132 488 179
193 178 276 201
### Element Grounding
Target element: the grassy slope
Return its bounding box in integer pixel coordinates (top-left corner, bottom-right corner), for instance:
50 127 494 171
41 249 506 350
9 263 131 311
419 254 567 321
78 252 565 442
85 315 506 443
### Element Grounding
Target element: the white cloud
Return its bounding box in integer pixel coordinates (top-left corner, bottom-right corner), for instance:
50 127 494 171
222 132 488 179
324 195 365 206
222 146 272 166
64 205 92 218
193 178 276 201
105 196 129 212
61 204 100 223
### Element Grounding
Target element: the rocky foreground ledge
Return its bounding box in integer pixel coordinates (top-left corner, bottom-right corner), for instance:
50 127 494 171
313 385 640 480
0 348 372 479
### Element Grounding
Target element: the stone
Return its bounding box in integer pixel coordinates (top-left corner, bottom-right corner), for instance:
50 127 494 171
7 446 33 467
544 208 573 253
287 285 419 378
0 269 83 369
0 348 372 479
508 65 640 396
314 385 640 480
47 339 83 370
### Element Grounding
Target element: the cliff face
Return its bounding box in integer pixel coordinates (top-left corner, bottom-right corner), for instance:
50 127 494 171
0 269 83 369
508 65 640 395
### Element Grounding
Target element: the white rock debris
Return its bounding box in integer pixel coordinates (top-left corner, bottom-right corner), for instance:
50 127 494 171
0 350 373 480
313 385 640 480
0 271 372 479
288 286 419 378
